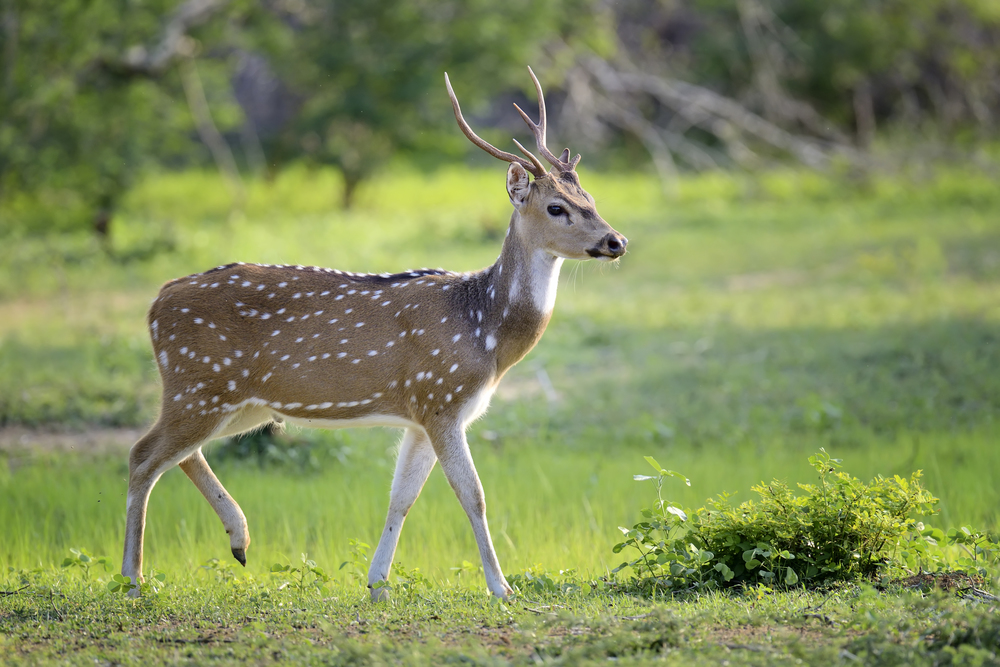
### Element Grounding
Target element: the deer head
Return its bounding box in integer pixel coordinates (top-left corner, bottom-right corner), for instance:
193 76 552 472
445 67 627 264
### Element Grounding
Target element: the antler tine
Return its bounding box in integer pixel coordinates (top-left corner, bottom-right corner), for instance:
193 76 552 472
512 138 539 164
514 66 578 172
527 66 547 147
558 147 583 170
445 72 546 178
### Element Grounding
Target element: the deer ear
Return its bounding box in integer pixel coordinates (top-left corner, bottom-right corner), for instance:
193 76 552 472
506 163 531 209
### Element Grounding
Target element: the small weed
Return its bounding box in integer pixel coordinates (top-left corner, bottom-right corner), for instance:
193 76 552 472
270 553 331 593
509 565 593 597
449 559 481 581
383 561 431 600
106 570 165 595
61 548 111 579
338 538 371 586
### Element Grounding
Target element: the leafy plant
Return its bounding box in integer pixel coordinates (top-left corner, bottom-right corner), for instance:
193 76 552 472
61 548 111 579
382 562 432 600
270 554 331 593
106 571 165 595
611 450 996 596
338 539 371 586
508 566 595 597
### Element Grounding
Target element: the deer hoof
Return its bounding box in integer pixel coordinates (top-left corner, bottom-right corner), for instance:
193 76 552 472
232 547 247 566
368 583 391 602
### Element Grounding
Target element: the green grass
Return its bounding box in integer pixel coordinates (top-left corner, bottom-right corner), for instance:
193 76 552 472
1 164 999 663
3 567 998 665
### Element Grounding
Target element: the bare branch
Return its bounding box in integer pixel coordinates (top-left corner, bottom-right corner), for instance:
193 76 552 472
580 56 850 169
179 59 245 210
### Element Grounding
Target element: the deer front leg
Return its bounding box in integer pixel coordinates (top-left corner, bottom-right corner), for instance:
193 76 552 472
368 428 438 601
428 426 513 600
178 449 250 566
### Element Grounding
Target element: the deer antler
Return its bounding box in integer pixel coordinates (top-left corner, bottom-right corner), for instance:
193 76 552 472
445 72 547 178
513 67 582 172
445 67 581 177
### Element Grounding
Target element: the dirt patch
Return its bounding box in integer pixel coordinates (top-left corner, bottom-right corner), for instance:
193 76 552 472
895 571 984 591
0 426 142 455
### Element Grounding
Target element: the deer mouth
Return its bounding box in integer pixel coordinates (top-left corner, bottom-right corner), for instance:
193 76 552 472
587 248 622 260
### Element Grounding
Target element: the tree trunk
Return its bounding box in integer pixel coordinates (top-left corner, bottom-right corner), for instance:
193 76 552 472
853 79 875 149
342 171 362 210
93 192 115 242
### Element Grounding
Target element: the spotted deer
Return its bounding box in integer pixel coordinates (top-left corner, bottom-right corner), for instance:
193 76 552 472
122 67 628 599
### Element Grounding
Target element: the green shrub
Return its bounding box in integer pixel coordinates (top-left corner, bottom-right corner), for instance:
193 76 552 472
613 450 998 595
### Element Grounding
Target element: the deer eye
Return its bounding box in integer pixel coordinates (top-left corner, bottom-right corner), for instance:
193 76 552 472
547 205 564 217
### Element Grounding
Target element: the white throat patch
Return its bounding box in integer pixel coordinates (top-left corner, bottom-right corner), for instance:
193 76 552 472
528 250 563 314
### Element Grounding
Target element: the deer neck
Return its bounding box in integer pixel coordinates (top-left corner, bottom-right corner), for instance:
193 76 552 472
467 216 563 377
501 216 564 314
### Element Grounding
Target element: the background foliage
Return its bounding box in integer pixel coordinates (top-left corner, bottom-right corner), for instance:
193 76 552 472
2 0 999 233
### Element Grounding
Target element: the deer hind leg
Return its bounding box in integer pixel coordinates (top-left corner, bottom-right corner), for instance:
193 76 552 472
368 427 438 601
178 449 250 566
427 425 512 600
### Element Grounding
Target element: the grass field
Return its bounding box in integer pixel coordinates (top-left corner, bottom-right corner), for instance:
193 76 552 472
1 164 999 664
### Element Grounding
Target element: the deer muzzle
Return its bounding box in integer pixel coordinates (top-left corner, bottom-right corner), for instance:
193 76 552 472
588 232 628 260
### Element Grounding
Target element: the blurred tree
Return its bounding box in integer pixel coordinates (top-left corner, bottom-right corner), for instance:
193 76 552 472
0 0 246 240
263 0 610 208
3 0 997 239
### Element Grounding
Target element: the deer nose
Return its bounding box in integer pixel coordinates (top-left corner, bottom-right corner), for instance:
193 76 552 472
606 233 627 257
